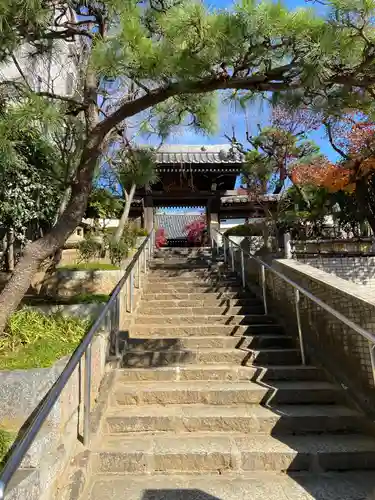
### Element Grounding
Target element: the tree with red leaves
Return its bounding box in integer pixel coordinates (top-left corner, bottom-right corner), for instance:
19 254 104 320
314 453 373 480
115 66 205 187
292 114 375 232
184 217 207 246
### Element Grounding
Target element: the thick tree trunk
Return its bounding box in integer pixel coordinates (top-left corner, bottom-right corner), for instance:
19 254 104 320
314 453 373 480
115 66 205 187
112 183 136 244
0 154 98 333
54 185 72 226
0 58 103 333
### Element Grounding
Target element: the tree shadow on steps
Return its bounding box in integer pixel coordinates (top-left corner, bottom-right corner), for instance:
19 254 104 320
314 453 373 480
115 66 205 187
119 332 193 368
243 365 375 499
142 490 221 500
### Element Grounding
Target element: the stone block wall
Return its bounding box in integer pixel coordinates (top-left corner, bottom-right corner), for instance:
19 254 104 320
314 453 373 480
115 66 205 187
0 332 107 500
292 238 373 255
40 269 124 297
298 256 375 288
264 259 375 416
1 246 150 499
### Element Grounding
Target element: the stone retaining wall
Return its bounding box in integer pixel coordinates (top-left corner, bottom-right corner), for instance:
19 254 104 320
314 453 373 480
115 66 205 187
40 268 124 297
292 238 373 255
229 246 375 417
0 331 108 500
297 256 375 288
2 248 149 499
266 259 375 416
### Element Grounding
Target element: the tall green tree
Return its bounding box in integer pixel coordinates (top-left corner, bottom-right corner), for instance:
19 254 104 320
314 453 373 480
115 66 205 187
110 147 158 243
0 108 63 269
0 0 375 331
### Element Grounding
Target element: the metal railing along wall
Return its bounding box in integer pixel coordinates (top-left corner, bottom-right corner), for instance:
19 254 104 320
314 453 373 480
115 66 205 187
212 230 375 382
0 230 155 500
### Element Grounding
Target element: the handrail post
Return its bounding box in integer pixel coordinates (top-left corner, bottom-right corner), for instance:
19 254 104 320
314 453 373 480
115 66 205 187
115 294 120 357
129 269 134 313
223 238 227 264
240 249 246 289
260 264 268 315
143 245 147 274
136 256 140 288
230 241 235 272
0 233 153 498
294 289 306 365
83 343 92 446
149 234 152 260
369 342 375 388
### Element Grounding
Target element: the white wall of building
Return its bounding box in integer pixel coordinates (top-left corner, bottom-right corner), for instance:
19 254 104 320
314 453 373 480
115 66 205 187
0 7 83 97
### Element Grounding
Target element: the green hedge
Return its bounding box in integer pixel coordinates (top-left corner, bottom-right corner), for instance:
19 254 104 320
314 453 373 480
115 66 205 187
224 224 264 237
22 293 110 306
57 262 119 271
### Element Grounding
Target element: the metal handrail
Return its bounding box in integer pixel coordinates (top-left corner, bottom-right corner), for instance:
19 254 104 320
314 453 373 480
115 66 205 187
0 230 154 499
213 230 375 353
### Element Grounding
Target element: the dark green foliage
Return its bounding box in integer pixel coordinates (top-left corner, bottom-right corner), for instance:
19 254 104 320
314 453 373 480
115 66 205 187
77 236 103 263
106 223 140 265
85 188 123 220
224 224 264 237
107 239 130 267
22 293 110 305
0 112 62 242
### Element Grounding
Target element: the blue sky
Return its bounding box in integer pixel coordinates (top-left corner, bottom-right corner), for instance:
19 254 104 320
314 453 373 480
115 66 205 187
161 0 338 163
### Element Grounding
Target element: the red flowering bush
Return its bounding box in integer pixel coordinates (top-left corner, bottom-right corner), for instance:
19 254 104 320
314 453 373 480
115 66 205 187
184 216 206 245
155 227 166 248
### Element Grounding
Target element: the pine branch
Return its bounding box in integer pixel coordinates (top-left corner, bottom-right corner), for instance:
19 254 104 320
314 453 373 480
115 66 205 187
96 70 298 139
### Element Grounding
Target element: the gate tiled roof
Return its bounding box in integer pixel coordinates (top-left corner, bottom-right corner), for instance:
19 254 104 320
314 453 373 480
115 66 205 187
154 145 243 164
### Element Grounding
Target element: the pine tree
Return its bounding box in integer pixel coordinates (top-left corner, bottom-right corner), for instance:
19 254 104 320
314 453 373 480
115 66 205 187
0 0 374 331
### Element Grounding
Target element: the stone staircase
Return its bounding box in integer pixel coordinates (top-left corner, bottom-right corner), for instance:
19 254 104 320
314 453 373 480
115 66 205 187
79 251 375 499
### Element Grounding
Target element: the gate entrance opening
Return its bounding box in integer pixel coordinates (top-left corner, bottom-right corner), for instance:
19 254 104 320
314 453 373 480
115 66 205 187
127 145 278 244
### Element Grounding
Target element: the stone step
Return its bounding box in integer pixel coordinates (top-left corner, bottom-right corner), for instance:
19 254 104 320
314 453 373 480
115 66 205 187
147 278 238 285
130 324 281 337
138 306 269 315
145 285 244 293
117 364 327 383
139 298 263 309
150 264 213 270
80 471 375 500
126 335 294 351
134 315 282 327
122 347 301 368
105 404 365 435
149 269 229 276
93 432 375 474
112 380 343 406
143 292 256 301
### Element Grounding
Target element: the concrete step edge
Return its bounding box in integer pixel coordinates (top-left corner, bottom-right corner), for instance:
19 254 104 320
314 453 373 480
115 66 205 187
104 404 363 419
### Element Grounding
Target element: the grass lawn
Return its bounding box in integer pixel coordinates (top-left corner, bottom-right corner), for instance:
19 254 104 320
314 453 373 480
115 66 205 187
0 310 90 371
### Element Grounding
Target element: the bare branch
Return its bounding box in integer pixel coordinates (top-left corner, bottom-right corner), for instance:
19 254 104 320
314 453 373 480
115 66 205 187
324 120 350 160
36 91 84 107
10 54 32 90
